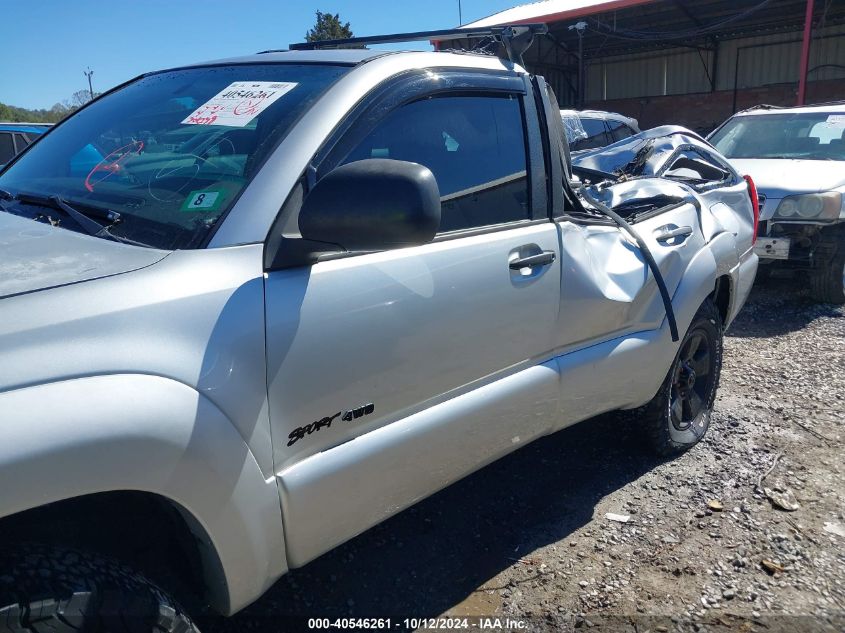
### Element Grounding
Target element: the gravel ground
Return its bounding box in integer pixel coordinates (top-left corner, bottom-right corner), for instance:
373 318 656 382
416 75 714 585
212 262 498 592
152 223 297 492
206 276 844 633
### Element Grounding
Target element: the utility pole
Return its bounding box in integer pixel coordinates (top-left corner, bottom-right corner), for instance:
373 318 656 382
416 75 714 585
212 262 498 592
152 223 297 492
458 0 462 25
84 67 94 101
569 21 587 108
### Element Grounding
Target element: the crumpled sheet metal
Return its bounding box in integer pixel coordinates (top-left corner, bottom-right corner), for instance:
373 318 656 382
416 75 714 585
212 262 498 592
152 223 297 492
572 125 712 179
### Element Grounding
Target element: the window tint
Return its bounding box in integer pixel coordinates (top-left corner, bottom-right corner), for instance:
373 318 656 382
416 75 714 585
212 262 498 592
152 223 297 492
0 133 15 163
13 134 30 153
571 118 608 151
608 120 634 142
337 95 530 233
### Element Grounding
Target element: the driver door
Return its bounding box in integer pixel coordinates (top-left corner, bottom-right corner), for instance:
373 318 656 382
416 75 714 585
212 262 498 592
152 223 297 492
263 75 563 566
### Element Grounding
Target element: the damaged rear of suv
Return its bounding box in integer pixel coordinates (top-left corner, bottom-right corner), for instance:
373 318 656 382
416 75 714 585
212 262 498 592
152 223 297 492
709 103 845 303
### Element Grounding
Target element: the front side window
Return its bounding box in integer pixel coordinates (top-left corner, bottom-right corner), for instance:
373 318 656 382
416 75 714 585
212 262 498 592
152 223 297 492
0 63 349 249
710 112 845 161
335 95 530 233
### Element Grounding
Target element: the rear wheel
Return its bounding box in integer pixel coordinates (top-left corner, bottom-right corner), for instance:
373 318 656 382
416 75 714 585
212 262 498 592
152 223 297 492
640 298 723 456
0 544 199 633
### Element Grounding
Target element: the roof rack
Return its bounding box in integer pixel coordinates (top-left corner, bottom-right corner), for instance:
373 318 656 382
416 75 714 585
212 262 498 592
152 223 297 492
739 104 785 112
284 24 548 66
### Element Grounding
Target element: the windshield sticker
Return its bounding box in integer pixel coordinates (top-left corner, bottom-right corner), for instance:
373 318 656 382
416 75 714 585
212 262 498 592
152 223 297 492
181 81 297 127
826 114 845 124
181 189 225 212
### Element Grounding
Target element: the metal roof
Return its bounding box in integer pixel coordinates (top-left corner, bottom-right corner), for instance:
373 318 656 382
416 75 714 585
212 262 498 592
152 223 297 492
463 0 655 28
460 0 845 59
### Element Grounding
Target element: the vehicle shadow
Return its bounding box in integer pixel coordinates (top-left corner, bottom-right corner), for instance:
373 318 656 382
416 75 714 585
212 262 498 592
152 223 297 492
726 274 843 339
202 413 664 630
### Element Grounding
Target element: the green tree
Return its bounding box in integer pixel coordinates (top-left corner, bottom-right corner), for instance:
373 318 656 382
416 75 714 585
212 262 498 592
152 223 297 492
304 11 354 43
0 87 102 124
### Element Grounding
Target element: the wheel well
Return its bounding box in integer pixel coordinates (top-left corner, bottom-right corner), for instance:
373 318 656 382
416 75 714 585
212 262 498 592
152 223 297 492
0 492 209 614
712 275 731 328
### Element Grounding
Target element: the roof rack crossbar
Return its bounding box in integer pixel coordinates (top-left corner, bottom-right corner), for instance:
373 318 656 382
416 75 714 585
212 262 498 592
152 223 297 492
284 24 548 66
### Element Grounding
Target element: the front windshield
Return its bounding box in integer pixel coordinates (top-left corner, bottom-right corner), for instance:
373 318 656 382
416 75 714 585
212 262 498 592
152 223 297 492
710 111 845 162
0 63 349 249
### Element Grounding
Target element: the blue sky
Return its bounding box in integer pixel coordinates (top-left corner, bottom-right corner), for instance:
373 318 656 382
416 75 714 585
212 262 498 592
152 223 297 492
1 0 520 110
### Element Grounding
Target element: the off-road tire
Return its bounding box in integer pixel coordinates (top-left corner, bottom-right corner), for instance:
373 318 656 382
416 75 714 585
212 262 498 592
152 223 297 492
640 298 723 456
0 544 199 633
809 246 845 305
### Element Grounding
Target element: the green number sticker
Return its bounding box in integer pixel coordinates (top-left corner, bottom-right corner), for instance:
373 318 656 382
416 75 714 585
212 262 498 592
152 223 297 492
181 189 225 212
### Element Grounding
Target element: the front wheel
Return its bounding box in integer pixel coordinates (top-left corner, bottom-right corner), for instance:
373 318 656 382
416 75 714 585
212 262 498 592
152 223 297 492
809 247 845 304
0 544 199 633
640 298 723 456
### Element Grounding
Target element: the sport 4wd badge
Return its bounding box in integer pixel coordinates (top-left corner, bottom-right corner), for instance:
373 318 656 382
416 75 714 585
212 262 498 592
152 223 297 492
287 403 375 447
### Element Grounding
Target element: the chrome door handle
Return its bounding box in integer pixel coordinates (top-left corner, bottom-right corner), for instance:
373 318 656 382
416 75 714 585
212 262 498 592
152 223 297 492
509 251 556 270
655 226 693 243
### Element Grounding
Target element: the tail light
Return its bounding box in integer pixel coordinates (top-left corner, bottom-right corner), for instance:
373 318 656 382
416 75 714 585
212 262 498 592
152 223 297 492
743 175 759 245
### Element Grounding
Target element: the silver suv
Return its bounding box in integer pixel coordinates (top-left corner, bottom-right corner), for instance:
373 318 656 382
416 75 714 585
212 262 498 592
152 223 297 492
0 27 757 632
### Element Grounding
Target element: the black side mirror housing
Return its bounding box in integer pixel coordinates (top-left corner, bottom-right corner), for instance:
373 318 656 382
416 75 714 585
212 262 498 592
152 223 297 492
299 158 441 256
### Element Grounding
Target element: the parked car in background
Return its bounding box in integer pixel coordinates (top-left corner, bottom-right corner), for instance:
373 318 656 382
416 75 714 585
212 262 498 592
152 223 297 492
560 109 640 153
709 103 845 303
0 28 755 630
0 124 49 168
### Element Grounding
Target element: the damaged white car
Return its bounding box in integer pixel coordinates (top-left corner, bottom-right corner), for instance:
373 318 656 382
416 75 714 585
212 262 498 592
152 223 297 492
709 103 845 303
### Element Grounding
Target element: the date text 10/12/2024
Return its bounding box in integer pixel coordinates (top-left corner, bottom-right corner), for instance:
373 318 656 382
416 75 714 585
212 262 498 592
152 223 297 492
307 618 528 630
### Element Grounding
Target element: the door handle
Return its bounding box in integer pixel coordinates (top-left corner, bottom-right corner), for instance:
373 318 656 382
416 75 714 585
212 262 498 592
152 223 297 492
509 251 556 270
655 226 693 243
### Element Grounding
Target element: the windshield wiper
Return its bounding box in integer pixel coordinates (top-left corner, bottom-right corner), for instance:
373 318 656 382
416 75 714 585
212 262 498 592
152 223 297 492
17 192 117 236
12 193 149 247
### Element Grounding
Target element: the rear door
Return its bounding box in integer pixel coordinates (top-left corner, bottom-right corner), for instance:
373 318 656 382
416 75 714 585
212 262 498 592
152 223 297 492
264 72 563 565
538 80 705 419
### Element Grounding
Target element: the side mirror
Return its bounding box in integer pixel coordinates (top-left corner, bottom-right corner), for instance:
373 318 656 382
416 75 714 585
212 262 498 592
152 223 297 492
299 158 441 256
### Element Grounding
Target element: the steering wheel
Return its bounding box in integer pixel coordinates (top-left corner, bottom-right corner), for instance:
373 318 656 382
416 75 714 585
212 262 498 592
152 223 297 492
84 140 144 192
148 153 210 203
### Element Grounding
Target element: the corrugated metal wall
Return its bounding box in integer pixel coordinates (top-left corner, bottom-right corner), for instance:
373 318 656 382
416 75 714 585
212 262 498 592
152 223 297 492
584 22 845 101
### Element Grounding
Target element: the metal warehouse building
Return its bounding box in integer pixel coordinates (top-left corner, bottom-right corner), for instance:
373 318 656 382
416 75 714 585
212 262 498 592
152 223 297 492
442 0 845 134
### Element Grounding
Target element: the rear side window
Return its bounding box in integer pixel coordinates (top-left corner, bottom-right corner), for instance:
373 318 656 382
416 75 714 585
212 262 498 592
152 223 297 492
336 95 530 233
572 118 608 151
608 120 634 142
663 148 730 185
0 133 15 163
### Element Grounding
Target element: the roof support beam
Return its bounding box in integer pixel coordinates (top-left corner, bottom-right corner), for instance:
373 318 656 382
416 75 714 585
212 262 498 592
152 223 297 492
670 0 704 28
797 0 815 105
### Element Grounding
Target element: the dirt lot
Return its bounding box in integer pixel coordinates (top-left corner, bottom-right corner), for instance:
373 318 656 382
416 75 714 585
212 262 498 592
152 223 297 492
206 276 844 633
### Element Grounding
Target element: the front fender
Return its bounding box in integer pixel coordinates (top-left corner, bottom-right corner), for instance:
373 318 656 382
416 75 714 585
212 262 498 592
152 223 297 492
0 374 287 615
